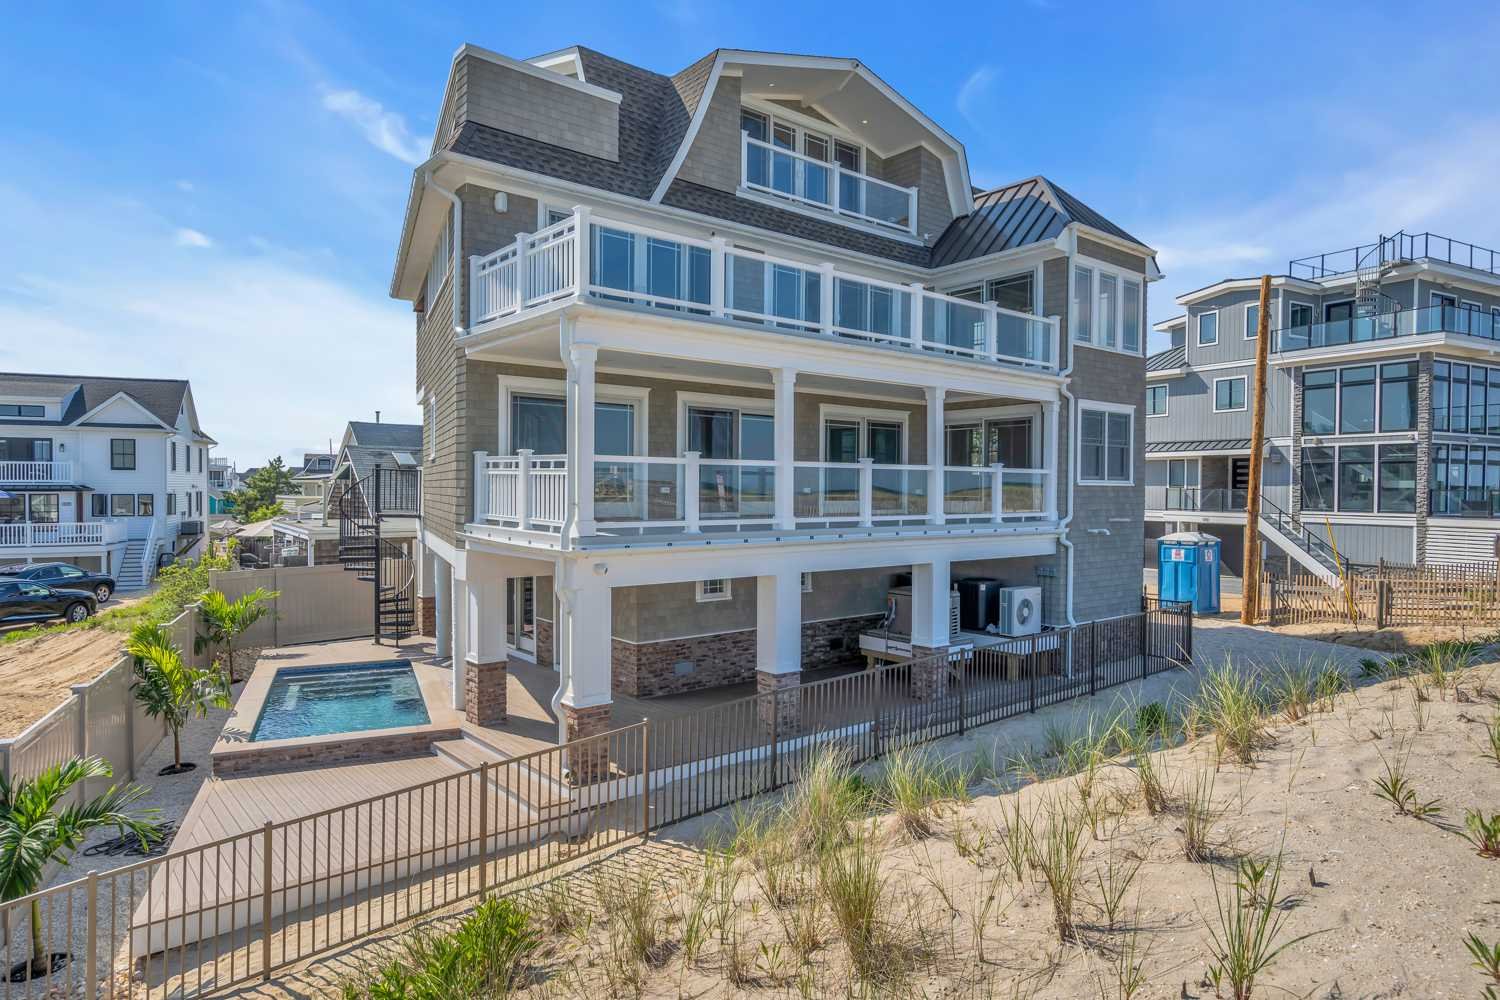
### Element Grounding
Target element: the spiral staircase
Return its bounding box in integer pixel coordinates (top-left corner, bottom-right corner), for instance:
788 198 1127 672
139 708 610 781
336 465 419 643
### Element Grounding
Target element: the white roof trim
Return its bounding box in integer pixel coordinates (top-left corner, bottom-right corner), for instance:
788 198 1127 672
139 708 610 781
651 53 726 204
73 390 175 431
1177 275 1319 304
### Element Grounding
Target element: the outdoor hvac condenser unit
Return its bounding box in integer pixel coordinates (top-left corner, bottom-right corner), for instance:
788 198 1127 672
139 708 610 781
996 586 1042 637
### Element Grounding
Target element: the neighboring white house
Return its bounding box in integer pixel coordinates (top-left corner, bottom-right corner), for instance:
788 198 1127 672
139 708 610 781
0 372 215 588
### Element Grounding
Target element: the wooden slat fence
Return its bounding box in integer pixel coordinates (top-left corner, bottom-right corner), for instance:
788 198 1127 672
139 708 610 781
1261 559 1500 627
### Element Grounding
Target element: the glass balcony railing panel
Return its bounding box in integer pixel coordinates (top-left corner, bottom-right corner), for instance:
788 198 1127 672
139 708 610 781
845 175 914 232
699 463 776 522
995 308 1054 366
792 465 860 521
871 467 927 519
943 467 991 517
1000 471 1047 514
922 297 988 356
589 226 712 313
1276 304 1500 353
592 460 684 525
743 136 834 209
832 276 912 345
725 253 822 333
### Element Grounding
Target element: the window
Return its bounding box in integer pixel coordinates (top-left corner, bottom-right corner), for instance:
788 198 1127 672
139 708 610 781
1071 266 1092 343
111 494 136 517
1378 444 1417 513
987 272 1035 314
1097 273 1118 349
1245 302 1259 339
198 448 205 472
1167 458 1199 488
1338 366 1376 433
801 572 813 593
696 579 731 603
1379 362 1417 432
0 438 52 462
0 404 44 418
195 491 203 515
90 494 108 518
166 493 176 515
1079 404 1133 484
27 494 58 524
424 393 436 459
1301 370 1337 435
1337 445 1375 512
1288 302 1313 332
170 442 177 471
1214 377 1247 412
1197 310 1218 346
110 438 136 470
1122 280 1141 352
1146 385 1168 416
1300 447 1335 511
424 208 454 310
137 493 154 516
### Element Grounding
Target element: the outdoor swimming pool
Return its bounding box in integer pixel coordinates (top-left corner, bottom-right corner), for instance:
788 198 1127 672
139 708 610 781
250 660 430 741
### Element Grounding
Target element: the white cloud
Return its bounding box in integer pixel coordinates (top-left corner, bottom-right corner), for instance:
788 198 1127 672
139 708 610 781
175 179 195 193
174 227 213 248
320 87 427 166
956 65 998 125
0 182 418 466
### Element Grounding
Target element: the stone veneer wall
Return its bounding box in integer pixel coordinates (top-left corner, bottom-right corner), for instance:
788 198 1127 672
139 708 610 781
535 617 554 667
611 613 886 698
213 727 461 777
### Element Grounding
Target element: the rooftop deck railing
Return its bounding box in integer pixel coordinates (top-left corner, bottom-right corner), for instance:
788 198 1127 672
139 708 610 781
469 209 1059 374
1273 302 1500 353
1288 231 1500 280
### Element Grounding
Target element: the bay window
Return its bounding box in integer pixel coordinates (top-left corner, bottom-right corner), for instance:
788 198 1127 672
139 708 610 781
1071 266 1092 343
1122 279 1141 352
1072 262 1143 354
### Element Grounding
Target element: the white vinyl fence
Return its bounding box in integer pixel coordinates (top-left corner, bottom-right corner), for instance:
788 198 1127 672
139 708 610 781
0 607 204 796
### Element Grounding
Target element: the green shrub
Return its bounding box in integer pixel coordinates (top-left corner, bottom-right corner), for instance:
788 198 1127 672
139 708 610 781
342 897 536 999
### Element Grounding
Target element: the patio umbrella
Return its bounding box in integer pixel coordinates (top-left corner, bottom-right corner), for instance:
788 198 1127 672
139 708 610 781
0 488 13 500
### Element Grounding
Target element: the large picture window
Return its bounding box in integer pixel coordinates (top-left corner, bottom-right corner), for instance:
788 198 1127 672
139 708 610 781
1378 362 1417 432
1302 370 1337 435
1433 359 1500 436
1300 447 1335 512
1338 366 1376 434
1378 444 1417 513
1337 445 1375 512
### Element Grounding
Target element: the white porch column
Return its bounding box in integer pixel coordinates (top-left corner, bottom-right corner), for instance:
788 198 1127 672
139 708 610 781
464 558 509 724
773 368 797 530
926 386 946 525
306 536 315 567
909 557 952 701
567 342 599 540
1043 400 1060 519
434 557 452 659
910 558 952 650
450 566 469 711
558 576 613 782
756 571 803 733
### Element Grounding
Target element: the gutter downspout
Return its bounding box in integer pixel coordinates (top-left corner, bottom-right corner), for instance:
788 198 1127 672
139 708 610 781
423 168 466 337
1056 318 1079 628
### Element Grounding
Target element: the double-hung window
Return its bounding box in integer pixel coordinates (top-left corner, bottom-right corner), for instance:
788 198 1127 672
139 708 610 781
1213 377 1246 412
110 438 136 470
1078 404 1133 485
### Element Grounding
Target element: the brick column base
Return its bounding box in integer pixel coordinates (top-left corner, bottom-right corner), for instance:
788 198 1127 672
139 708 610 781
562 703 613 785
908 645 950 701
465 659 508 726
756 670 801 736
416 595 436 637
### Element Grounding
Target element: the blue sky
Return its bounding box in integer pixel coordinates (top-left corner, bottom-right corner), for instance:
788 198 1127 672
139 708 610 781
4 1 1499 465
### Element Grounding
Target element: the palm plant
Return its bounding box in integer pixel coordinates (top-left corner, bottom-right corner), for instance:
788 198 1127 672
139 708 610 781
195 587 276 682
0 757 157 978
129 622 231 773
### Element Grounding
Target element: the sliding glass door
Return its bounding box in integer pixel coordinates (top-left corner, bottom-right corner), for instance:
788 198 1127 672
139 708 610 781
688 406 774 521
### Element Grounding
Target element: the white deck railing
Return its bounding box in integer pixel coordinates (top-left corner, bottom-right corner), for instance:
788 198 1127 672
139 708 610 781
0 460 73 483
740 133 917 234
475 451 1055 539
0 520 128 548
467 209 1059 375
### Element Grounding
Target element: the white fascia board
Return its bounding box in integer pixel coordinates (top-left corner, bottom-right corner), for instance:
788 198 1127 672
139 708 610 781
1176 275 1319 305
1145 368 1186 380
1069 222 1157 261
1152 314 1186 332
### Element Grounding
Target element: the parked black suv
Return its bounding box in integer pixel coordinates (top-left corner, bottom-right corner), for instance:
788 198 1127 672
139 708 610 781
0 579 97 625
0 562 116 603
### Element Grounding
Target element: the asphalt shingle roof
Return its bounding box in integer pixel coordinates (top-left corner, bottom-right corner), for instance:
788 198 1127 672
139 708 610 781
346 422 423 450
0 372 191 429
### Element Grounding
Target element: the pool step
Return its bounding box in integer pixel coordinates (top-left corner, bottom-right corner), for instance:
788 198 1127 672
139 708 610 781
432 738 582 842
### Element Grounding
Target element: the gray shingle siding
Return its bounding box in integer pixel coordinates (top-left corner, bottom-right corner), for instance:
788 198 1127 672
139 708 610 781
675 74 740 193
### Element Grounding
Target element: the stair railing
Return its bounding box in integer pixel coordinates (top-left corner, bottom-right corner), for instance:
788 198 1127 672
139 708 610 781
1257 496 1344 574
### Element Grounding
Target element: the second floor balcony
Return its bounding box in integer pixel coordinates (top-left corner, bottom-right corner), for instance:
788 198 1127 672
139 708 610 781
1273 303 1500 355
467 209 1058 376
0 519 129 548
473 449 1056 548
1146 486 1247 513
0 460 73 484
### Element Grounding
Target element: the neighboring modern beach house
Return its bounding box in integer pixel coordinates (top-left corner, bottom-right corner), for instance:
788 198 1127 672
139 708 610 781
0 372 215 587
387 44 1159 744
1146 232 1500 581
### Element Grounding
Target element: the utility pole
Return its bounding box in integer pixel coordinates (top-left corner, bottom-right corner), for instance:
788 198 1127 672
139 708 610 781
1241 274 1272 624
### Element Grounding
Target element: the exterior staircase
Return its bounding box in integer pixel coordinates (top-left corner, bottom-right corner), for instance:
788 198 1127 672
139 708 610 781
431 734 584 843
1257 497 1344 588
336 465 419 643
116 539 151 591
1354 234 1401 325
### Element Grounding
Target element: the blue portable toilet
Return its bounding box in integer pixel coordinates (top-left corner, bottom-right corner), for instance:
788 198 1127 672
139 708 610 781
1157 531 1221 613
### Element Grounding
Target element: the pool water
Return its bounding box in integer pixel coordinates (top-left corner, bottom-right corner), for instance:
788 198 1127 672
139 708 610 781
250 661 430 741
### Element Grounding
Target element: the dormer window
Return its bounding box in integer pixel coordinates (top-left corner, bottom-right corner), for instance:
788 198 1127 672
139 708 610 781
739 106 915 236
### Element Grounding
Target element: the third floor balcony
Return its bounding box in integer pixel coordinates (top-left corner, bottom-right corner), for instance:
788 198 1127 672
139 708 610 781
467 209 1058 377
1273 303 1500 356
